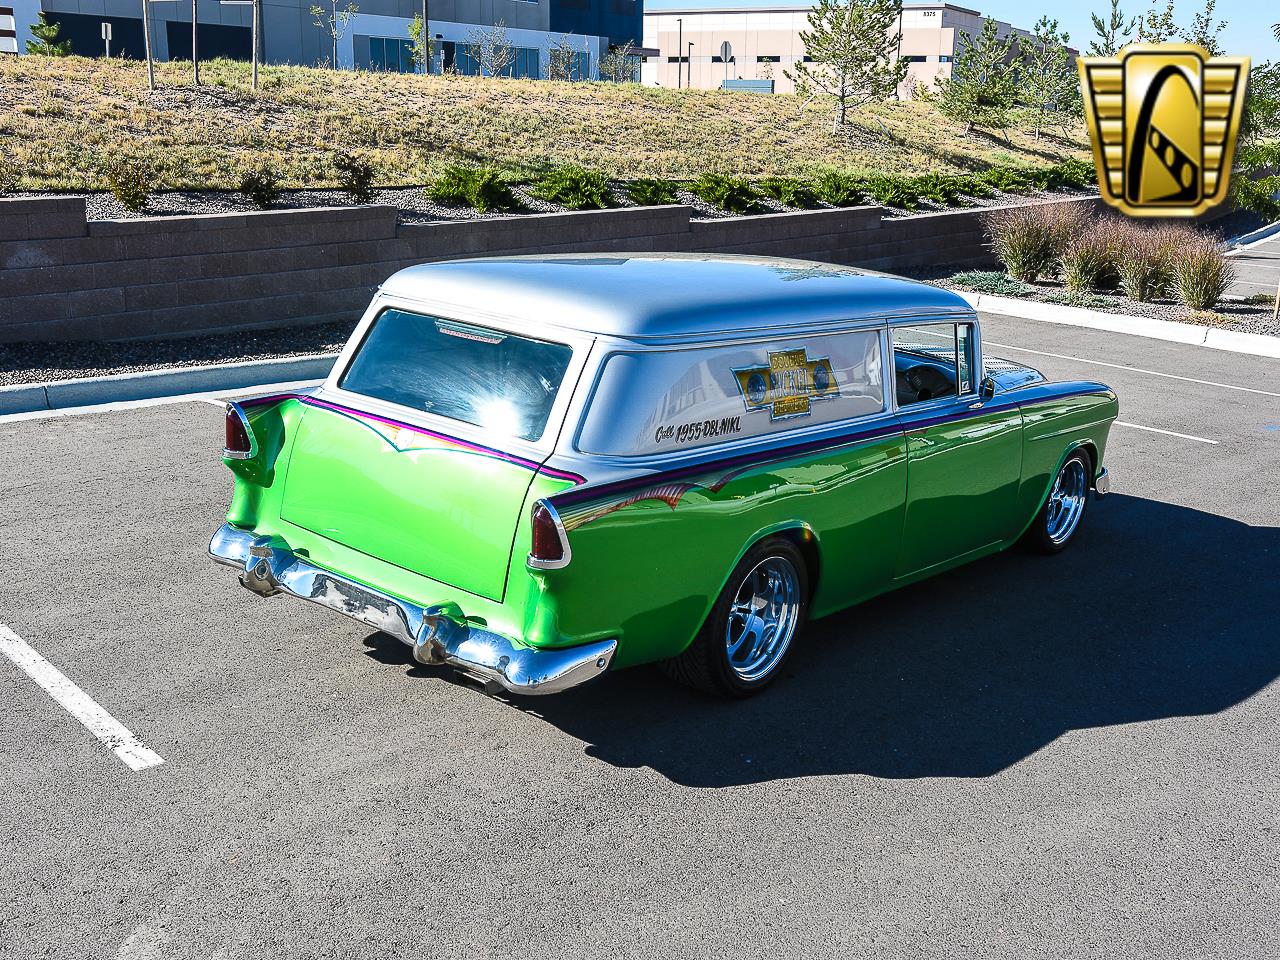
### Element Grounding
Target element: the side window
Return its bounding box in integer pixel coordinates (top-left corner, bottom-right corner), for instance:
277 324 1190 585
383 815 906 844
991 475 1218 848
578 330 885 456
893 323 973 407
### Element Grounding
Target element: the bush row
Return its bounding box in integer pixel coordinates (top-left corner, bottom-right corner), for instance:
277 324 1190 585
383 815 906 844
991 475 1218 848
80 153 1095 216
981 203 1236 310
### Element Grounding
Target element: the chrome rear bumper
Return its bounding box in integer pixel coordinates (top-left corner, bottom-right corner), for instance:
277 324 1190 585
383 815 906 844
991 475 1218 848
208 523 615 695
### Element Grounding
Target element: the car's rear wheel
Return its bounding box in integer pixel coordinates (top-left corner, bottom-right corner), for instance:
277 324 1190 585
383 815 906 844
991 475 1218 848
1024 449 1092 554
661 537 809 698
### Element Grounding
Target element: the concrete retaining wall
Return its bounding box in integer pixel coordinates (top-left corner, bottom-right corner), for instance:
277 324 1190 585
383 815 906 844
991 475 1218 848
0 195 1097 343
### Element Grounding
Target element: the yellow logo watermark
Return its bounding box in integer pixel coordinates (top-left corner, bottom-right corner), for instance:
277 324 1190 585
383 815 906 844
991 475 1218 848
1079 44 1249 217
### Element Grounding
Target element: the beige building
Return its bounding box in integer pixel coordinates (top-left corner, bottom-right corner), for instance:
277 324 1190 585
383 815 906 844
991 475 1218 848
640 3 1034 96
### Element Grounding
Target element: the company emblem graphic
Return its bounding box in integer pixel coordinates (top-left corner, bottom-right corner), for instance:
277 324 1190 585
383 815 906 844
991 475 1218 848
1079 44 1249 217
733 348 839 420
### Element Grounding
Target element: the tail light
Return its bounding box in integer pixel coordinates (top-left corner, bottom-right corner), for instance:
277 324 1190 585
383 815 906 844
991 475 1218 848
528 500 571 569
223 402 257 460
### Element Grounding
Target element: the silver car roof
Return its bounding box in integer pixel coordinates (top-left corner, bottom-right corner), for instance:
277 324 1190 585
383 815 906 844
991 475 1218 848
379 253 974 341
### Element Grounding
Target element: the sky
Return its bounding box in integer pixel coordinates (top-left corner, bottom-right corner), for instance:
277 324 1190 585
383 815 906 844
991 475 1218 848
644 0 1280 64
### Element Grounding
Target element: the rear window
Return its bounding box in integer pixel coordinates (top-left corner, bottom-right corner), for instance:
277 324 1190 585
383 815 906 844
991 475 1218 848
339 309 573 442
578 330 884 456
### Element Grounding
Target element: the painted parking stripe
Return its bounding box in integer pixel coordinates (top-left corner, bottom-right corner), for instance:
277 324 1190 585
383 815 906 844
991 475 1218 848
0 625 164 772
1115 420 1220 445
984 341 1280 399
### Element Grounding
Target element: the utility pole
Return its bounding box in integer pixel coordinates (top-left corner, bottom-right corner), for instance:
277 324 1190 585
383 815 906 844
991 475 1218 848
676 17 682 89
192 0 199 84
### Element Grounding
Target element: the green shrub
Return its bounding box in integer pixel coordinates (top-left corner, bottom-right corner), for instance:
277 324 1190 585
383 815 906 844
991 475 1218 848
100 154 154 213
533 165 612 210
908 173 966 206
950 270 1034 296
1115 226 1172 302
758 177 818 208
239 165 282 209
334 151 377 204
983 202 1088 283
1056 157 1096 188
977 166 1036 194
1044 290 1112 309
1173 236 1235 310
0 165 17 196
860 174 921 210
428 165 519 212
813 171 865 207
688 173 760 214
627 178 678 206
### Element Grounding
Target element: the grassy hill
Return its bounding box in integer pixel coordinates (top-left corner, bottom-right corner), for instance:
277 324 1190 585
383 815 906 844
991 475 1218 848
0 56 1089 192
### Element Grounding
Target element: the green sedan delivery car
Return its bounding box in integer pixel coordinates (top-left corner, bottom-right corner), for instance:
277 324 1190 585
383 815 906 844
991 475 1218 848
210 254 1117 698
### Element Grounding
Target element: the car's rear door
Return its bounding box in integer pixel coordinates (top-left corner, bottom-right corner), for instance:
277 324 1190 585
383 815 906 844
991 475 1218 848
891 321 1023 578
277 304 589 603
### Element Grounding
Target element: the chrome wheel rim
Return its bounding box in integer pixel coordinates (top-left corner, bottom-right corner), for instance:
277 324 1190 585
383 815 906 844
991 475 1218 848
1045 457 1088 545
725 556 801 682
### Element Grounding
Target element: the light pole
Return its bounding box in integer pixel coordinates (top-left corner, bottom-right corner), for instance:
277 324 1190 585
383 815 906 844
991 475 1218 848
219 0 259 89
141 0 155 89
676 17 682 89
687 41 694 88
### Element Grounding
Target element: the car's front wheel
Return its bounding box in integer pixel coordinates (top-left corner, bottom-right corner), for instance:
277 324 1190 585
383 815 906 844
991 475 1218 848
661 537 809 698
1024 449 1092 554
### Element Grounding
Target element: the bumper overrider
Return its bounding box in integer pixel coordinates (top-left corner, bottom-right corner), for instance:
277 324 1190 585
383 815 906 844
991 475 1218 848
208 524 616 695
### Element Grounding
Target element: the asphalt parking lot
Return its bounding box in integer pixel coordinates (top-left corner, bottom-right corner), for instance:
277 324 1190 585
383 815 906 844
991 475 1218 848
2 313 1277 960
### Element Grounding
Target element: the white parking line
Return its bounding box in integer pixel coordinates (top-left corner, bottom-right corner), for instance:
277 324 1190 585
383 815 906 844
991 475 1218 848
0 624 164 772
983 341 1280 399
1115 421 1220 444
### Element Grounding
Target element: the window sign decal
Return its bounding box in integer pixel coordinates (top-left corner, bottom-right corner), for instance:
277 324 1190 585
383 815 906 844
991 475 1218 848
732 348 840 421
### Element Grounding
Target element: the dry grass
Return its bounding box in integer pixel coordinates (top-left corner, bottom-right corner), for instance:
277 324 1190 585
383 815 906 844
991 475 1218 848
0 56 1090 191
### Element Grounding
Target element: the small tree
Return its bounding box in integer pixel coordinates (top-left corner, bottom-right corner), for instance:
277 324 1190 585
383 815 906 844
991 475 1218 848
408 14 435 73
1019 17 1079 140
547 34 578 81
784 0 908 134
756 58 776 82
1137 0 1177 43
1088 0 1135 56
467 21 516 77
935 18 1019 135
26 12 71 56
1179 0 1225 55
600 41 638 83
310 0 359 69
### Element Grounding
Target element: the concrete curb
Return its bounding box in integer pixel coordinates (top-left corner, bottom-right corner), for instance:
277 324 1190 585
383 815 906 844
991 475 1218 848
954 291 1280 360
1229 219 1280 250
0 353 338 416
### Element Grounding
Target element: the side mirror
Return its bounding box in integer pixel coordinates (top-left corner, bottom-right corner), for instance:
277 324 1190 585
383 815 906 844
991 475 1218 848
970 375 997 409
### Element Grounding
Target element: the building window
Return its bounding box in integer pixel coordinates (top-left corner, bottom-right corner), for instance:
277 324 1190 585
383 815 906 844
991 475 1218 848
711 55 735 64
365 36 416 72
938 55 952 63
903 55 927 63
667 55 688 63
456 44 542 78
756 55 780 63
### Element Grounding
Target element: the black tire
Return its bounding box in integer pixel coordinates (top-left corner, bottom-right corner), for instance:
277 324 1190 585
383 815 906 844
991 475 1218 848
1022 449 1092 555
660 537 809 698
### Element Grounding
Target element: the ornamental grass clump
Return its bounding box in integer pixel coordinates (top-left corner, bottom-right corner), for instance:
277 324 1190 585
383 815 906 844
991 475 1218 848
1173 235 1235 310
1058 225 1113 293
1114 225 1173 302
100 154 155 213
984 202 1085 283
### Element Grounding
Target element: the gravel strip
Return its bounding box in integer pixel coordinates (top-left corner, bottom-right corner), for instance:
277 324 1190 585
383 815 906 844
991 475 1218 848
0 321 356 387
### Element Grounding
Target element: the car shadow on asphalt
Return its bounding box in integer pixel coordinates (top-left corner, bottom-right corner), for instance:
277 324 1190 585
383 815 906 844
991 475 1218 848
364 494 1280 788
